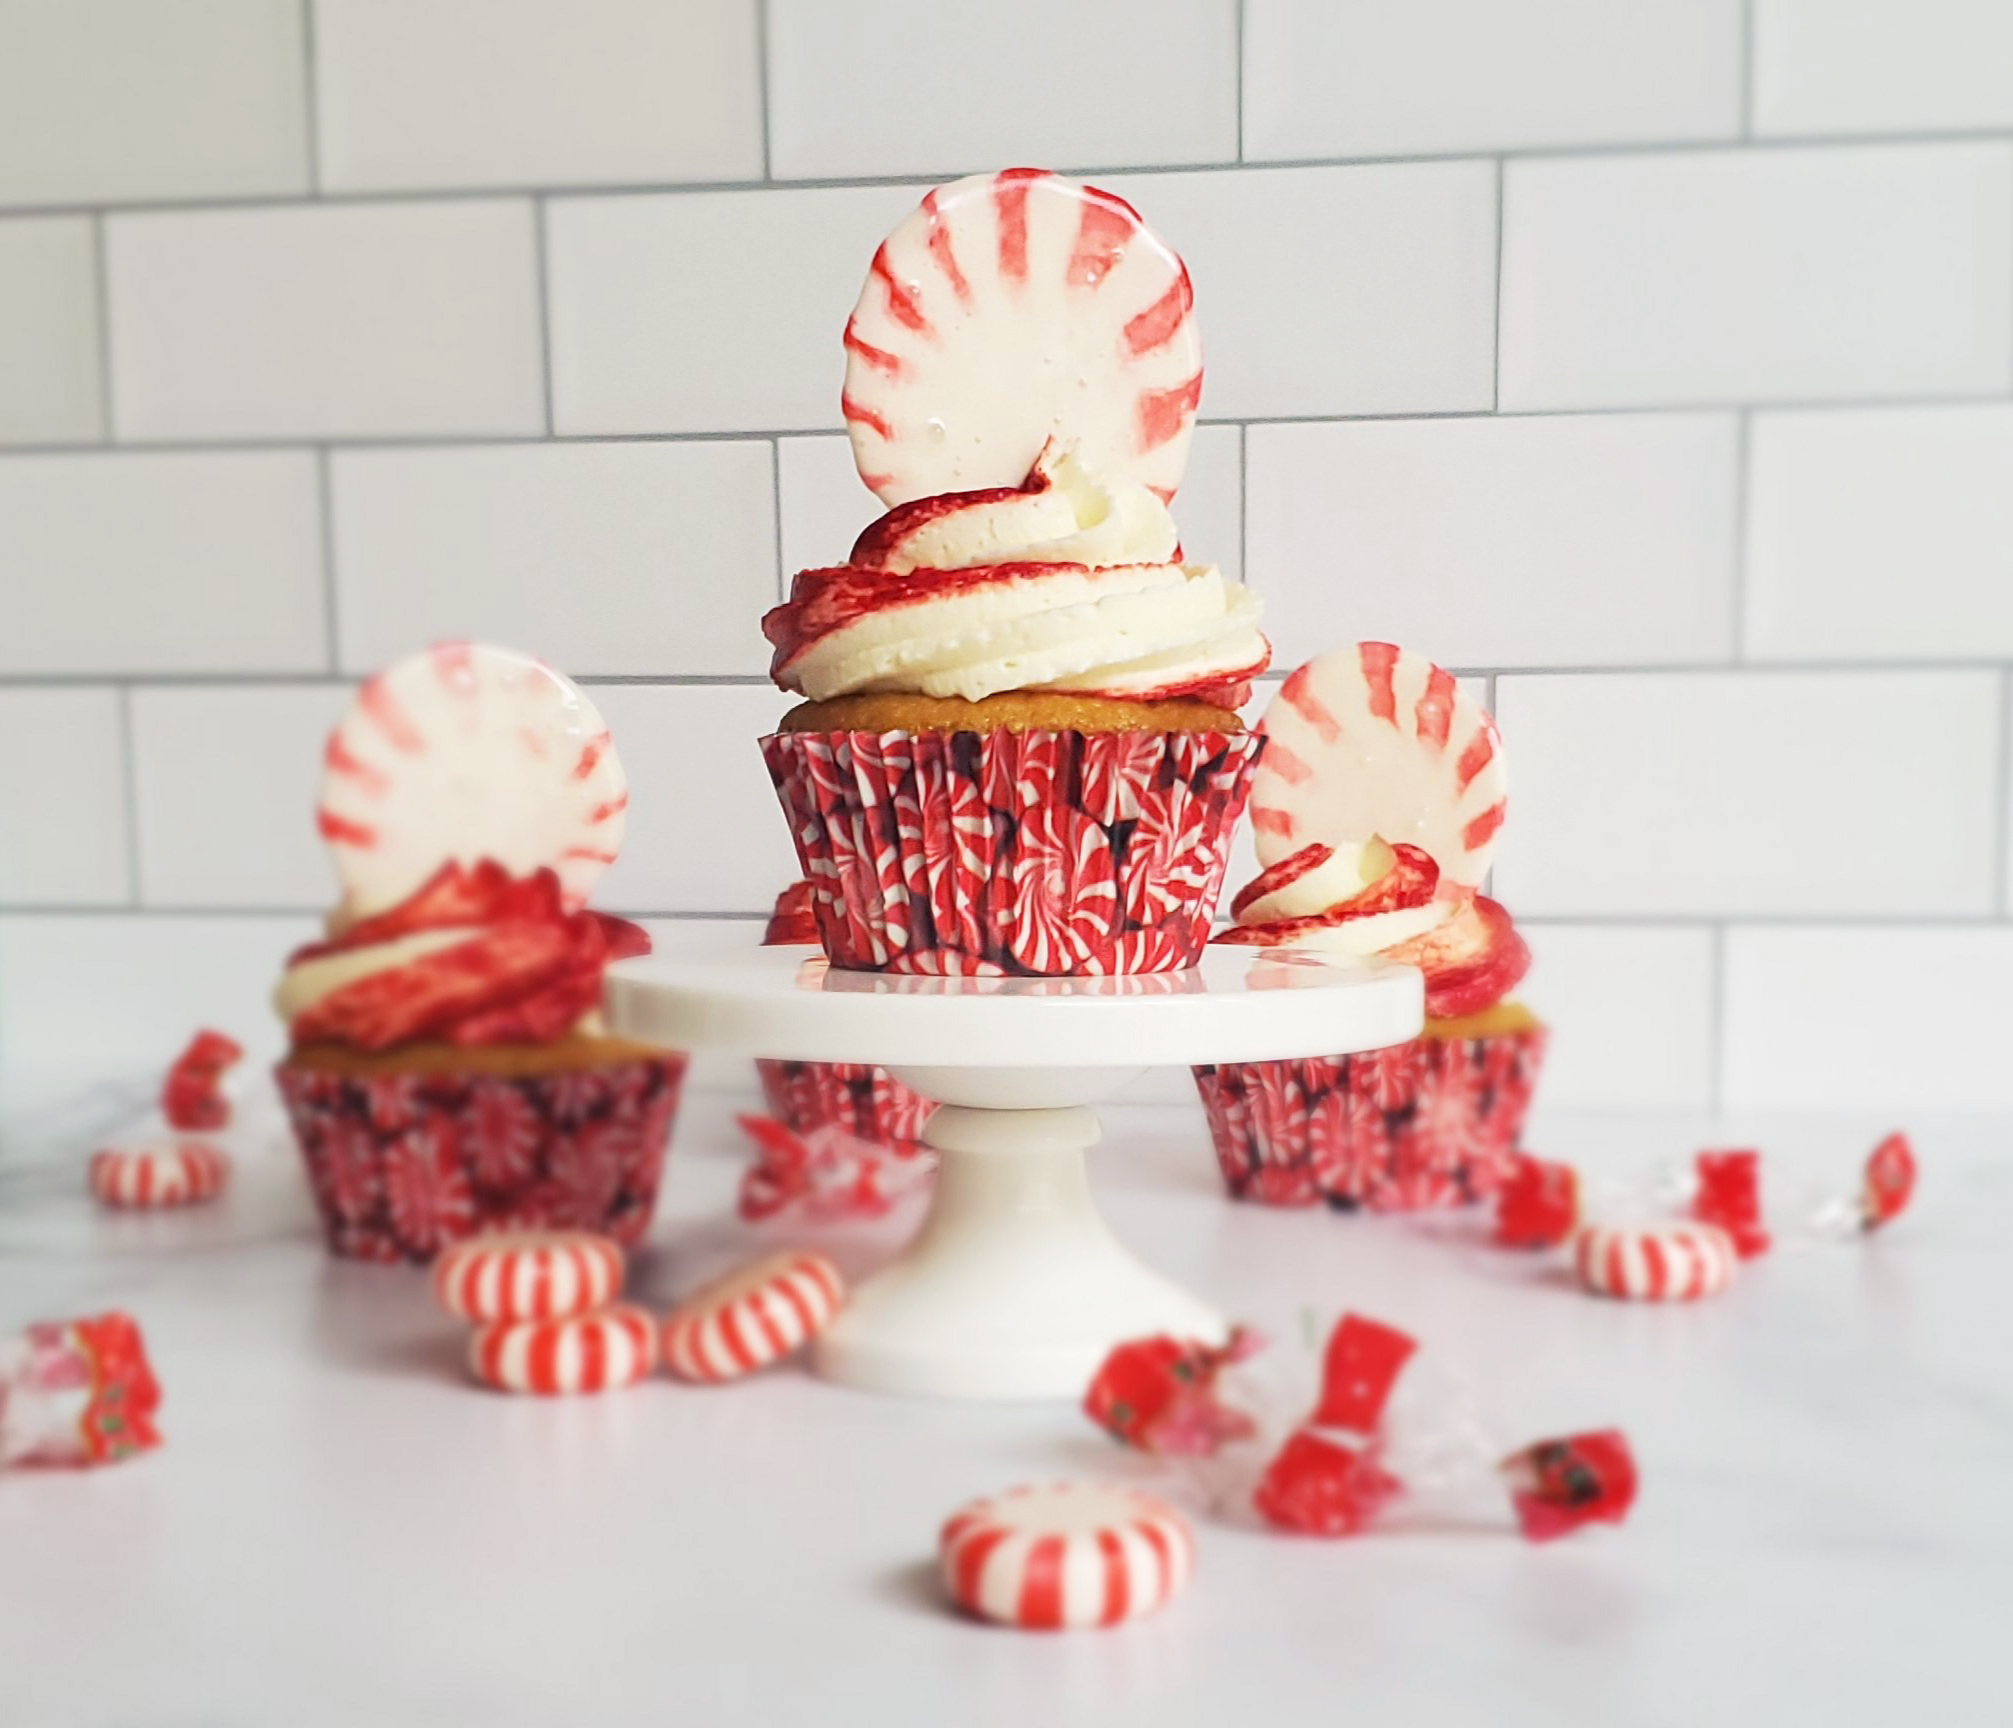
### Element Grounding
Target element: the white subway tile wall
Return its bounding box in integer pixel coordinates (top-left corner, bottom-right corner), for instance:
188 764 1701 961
0 4 2008 1113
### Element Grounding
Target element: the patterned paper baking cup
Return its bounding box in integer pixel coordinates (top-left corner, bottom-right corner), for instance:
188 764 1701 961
755 1058 934 1154
760 728 1263 976
1192 1022 1546 1211
274 1055 686 1263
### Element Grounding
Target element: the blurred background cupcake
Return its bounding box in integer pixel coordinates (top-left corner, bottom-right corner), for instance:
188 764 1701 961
759 172 1269 978
273 642 685 1262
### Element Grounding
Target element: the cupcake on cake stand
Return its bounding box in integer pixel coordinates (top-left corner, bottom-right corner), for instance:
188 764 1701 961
607 945 1420 1399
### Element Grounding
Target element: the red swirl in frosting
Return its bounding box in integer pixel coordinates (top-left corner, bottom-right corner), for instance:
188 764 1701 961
280 860 649 1051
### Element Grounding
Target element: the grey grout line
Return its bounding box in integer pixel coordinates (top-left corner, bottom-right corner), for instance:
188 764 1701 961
87 213 116 441
769 437 787 601
755 0 774 181
1234 0 1246 163
6 661 2013 693
1490 157 1505 412
1730 409 1751 661
531 197 554 436
315 447 340 671
6 128 2013 220
1740 0 1756 141
1996 669 2012 916
115 685 143 908
0 393 2005 465
298 0 322 193
1709 921 1728 1115
1236 423 1249 588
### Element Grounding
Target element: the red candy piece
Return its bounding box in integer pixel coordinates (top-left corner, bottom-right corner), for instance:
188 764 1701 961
1693 1149 1771 1259
161 1028 244 1130
0 1314 162 1468
1083 1328 1262 1457
1861 1132 1916 1231
1312 1313 1417 1436
1494 1152 1581 1249
734 1114 932 1223
1254 1431 1405 1537
1500 1429 1638 1543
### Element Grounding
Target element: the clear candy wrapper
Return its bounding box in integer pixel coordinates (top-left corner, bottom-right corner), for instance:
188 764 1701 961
735 1114 935 1223
1085 1312 1636 1544
0 1314 162 1469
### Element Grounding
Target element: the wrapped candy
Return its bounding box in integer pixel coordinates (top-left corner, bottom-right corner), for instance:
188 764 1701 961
1500 1430 1639 1542
161 1028 243 1130
735 1115 935 1223
1493 1152 1580 1249
1691 1150 1771 1259
1859 1132 1917 1232
1084 1328 1264 1456
0 1314 162 1469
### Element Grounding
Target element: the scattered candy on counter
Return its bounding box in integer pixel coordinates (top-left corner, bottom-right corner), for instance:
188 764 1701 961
659 1251 846 1384
1493 1152 1581 1249
433 1231 626 1325
88 1139 231 1210
1499 1430 1640 1543
160 1028 244 1130
469 1306 659 1396
1083 1327 1264 1456
735 1115 935 1224
1254 1314 1415 1536
1859 1132 1917 1231
939 1483 1195 1631
0 1314 161 1469
1573 1222 1737 1303
1692 1150 1772 1259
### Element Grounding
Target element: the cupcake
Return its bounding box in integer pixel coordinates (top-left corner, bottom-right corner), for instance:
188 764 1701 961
273 642 685 1262
1193 645 1545 1211
760 170 1270 977
754 881 935 1153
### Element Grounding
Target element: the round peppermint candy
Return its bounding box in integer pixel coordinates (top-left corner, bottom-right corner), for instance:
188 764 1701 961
1250 645 1509 892
432 1231 625 1325
318 641 628 918
659 1251 845 1384
1573 1222 1736 1302
842 169 1203 506
940 1483 1194 1631
468 1305 658 1395
89 1140 231 1209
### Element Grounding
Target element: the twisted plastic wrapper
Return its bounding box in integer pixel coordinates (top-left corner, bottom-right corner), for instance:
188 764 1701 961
0 1314 162 1469
1084 1311 1637 1544
735 1114 935 1223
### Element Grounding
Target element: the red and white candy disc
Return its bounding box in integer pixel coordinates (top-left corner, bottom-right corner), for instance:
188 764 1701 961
659 1251 845 1384
940 1483 1194 1631
468 1304 658 1395
318 642 628 918
1250 645 1509 892
432 1231 624 1325
1573 1222 1736 1302
88 1140 230 1208
842 169 1203 506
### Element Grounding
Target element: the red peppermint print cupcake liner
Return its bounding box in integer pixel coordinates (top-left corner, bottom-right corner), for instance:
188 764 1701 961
274 1055 686 1263
760 728 1263 976
754 1058 934 1154
1193 1021 1546 1212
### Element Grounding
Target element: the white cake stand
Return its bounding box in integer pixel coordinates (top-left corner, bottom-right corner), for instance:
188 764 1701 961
606 945 1422 1401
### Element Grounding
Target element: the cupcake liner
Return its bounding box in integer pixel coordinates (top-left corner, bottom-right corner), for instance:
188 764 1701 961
760 728 1263 976
754 1058 935 1155
1193 1023 1547 1211
274 1055 686 1263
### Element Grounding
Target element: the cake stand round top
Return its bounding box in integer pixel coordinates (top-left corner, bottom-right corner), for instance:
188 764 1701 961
605 945 1423 1068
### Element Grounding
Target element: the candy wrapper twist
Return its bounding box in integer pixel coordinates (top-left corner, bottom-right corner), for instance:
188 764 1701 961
0 1314 162 1469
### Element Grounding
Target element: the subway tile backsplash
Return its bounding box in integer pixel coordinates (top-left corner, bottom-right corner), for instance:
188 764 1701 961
1 5 2009 1112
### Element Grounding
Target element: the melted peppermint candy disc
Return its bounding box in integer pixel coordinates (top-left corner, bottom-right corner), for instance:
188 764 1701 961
842 169 1203 506
318 642 628 917
1249 644 1509 892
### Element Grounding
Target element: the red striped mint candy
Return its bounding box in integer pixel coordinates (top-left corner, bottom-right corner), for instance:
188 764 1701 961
659 1251 844 1384
1573 1221 1736 1302
940 1483 1194 1631
468 1304 657 1395
88 1140 231 1209
432 1231 624 1325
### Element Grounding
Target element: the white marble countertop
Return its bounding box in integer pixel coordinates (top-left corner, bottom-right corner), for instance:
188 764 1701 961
0 1085 2006 1728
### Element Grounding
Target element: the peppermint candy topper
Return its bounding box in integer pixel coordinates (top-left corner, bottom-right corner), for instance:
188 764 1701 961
843 169 1203 506
1251 645 1509 892
319 642 628 919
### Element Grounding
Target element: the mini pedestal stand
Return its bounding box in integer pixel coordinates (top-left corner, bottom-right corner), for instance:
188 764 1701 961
606 946 1421 1401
